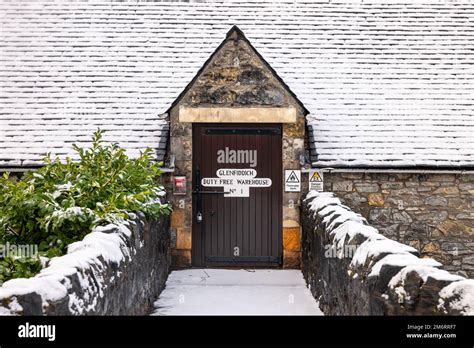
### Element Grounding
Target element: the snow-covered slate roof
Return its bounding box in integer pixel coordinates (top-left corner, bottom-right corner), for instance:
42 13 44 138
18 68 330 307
0 0 473 168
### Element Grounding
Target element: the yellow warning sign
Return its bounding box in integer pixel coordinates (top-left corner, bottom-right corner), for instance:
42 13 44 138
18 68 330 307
310 171 323 182
309 170 324 191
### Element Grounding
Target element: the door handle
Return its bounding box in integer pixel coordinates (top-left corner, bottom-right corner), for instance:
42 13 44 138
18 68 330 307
194 166 228 224
194 166 203 224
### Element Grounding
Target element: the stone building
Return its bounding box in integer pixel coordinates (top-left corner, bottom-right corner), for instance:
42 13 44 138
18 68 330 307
0 1 472 275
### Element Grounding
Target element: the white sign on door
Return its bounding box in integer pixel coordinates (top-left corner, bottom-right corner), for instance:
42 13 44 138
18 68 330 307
285 170 301 192
309 170 324 192
201 169 272 198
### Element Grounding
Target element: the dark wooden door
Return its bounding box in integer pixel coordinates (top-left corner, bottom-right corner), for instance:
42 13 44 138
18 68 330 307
192 124 282 267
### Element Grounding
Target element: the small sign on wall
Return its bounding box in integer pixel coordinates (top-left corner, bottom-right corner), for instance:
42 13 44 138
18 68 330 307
309 170 324 191
173 176 187 195
285 170 301 192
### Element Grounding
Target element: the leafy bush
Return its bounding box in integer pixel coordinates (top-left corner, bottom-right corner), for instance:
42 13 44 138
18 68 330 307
0 129 170 284
0 256 43 284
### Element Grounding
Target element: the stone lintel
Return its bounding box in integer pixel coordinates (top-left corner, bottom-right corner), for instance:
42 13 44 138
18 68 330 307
178 106 297 123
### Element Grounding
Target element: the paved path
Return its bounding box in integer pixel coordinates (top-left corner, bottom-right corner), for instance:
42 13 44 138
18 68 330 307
151 269 323 315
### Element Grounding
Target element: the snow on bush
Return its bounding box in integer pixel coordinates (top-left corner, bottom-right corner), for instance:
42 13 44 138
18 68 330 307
0 129 170 285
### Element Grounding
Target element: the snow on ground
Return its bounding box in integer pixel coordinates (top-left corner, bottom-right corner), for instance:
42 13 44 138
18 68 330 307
151 269 323 316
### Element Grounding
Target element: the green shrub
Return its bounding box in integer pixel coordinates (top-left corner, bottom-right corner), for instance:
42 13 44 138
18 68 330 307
0 129 170 284
0 256 43 284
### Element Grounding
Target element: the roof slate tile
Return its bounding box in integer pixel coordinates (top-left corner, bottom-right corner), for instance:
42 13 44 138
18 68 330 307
0 0 472 168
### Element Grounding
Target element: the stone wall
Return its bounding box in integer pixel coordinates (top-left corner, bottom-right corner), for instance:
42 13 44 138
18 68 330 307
168 107 193 267
301 191 474 315
0 214 170 315
321 172 474 278
167 27 306 268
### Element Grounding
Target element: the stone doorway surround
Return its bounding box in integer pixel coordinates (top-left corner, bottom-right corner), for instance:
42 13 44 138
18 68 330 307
166 26 309 268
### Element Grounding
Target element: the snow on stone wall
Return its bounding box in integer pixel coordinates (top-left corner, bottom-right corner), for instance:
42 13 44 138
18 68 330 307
301 191 474 315
318 172 474 279
0 213 170 315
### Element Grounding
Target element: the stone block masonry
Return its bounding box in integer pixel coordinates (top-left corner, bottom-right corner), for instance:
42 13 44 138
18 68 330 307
301 191 474 315
322 172 474 278
167 27 307 268
0 214 170 315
